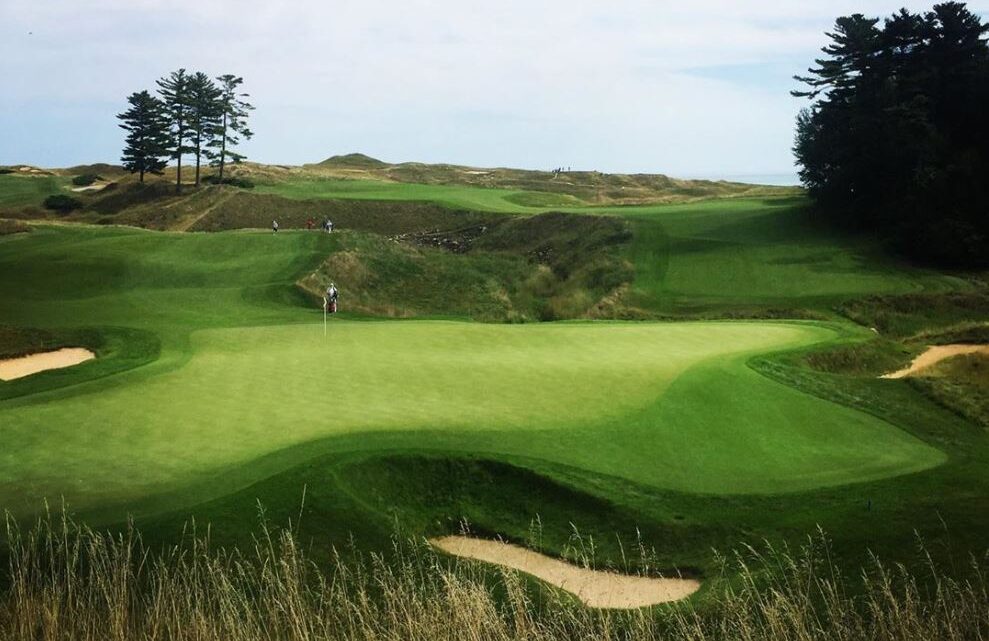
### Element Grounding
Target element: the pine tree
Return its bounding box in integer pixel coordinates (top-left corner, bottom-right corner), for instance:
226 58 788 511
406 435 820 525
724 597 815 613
117 91 170 183
156 69 195 193
792 2 989 266
206 75 254 181
187 72 222 186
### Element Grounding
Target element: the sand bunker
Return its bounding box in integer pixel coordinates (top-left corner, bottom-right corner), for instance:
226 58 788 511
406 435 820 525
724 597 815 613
882 344 989 379
430 535 700 609
0 348 95 381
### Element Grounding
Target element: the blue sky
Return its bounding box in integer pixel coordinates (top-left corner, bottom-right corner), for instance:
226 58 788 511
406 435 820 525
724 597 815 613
1 1 986 177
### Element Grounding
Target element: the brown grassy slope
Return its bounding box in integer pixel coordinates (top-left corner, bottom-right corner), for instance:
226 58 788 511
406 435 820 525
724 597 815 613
297 212 634 321
0 219 30 236
299 153 800 206
909 352 989 429
189 191 492 234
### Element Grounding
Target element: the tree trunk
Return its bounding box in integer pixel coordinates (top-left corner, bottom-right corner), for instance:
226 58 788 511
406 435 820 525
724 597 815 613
218 112 228 181
195 138 201 186
140 168 145 183
175 123 184 193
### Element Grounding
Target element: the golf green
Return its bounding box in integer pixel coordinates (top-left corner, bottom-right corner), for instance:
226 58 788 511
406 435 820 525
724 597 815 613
0 318 942 514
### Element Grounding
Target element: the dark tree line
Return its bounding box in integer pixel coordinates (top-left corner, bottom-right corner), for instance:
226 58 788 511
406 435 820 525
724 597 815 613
793 2 989 267
117 70 254 191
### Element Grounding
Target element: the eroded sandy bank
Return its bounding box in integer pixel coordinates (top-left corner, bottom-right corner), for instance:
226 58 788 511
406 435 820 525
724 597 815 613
882 344 989 379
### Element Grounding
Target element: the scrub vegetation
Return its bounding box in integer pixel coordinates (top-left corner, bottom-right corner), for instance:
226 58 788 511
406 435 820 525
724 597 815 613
2 515 988 641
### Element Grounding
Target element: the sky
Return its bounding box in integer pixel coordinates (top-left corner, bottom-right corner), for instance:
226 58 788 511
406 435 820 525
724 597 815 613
1 1 987 178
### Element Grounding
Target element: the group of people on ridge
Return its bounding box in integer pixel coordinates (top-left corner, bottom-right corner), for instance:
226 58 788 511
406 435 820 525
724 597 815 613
271 218 333 233
267 219 340 315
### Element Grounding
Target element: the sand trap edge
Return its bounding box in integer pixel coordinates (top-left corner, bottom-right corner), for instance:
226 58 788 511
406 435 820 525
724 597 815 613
430 535 700 609
882 344 989 379
0 347 96 381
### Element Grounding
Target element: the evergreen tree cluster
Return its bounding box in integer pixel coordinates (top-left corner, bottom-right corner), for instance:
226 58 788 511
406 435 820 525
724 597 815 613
117 70 254 190
793 2 989 267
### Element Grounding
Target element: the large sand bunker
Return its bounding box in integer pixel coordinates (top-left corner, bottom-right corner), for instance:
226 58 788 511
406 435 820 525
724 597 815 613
430 535 700 609
882 344 989 379
0 348 95 381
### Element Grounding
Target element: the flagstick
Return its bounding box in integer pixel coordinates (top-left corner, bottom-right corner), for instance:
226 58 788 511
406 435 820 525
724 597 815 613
323 297 327 337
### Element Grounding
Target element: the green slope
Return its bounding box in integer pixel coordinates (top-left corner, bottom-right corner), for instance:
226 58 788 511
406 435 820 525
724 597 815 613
609 198 969 313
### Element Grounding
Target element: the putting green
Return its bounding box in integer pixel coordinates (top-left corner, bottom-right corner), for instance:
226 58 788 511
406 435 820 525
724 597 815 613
0 319 942 512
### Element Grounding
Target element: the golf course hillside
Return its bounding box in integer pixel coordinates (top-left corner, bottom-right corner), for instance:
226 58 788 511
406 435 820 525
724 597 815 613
0 154 797 225
2 158 988 590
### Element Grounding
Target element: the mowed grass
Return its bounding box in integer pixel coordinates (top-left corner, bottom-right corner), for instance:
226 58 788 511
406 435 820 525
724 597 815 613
0 224 946 520
0 319 944 513
608 198 970 312
0 174 68 208
0 225 333 335
255 178 556 213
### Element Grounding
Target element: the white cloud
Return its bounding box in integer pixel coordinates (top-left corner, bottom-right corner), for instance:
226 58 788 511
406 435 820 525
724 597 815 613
2 0 987 173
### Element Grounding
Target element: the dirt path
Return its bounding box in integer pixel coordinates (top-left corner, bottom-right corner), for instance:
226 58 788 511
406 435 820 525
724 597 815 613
70 182 110 193
0 348 95 381
430 535 700 609
882 344 989 379
172 191 235 232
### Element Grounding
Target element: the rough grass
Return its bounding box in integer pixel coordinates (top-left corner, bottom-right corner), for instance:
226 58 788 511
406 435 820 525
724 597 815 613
297 212 633 321
803 337 914 377
1 514 987 641
0 219 30 236
297 231 538 320
838 292 989 339
910 353 989 429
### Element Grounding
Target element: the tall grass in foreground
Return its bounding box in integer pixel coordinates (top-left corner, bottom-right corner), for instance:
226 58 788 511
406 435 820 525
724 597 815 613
1 514 987 641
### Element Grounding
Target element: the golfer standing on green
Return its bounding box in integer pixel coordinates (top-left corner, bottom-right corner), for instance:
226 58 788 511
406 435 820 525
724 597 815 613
325 283 338 313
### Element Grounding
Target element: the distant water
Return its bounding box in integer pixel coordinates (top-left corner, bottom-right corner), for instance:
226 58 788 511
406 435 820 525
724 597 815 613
687 173 802 187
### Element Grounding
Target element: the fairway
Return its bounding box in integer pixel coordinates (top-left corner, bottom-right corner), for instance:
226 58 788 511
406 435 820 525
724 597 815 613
0 317 942 513
255 178 560 213
604 198 969 311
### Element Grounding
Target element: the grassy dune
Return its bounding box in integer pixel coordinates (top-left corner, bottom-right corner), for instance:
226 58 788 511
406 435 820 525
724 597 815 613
304 153 799 205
